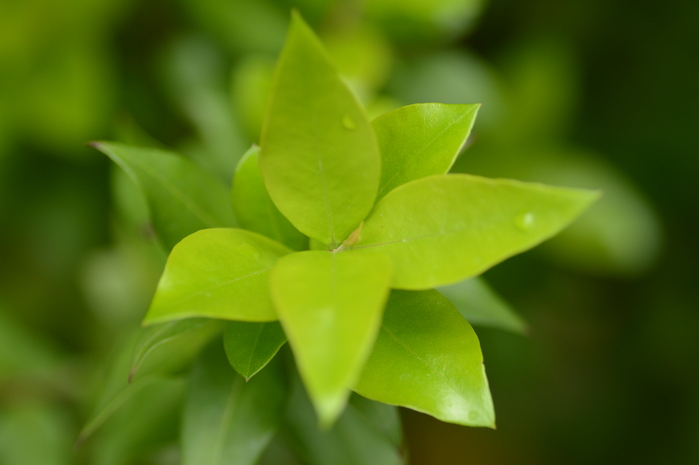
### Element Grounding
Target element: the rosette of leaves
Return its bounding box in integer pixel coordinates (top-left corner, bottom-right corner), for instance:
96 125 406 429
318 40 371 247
90 12 598 464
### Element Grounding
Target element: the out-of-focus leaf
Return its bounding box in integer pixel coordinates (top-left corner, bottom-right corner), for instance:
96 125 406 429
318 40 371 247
146 228 291 325
355 290 494 427
281 374 404 465
231 145 307 250
353 174 599 289
232 55 276 140
90 142 237 252
0 309 62 378
260 13 380 247
129 319 224 383
372 103 479 200
224 321 287 380
182 342 286 465
270 250 392 426
438 277 527 334
0 402 73 465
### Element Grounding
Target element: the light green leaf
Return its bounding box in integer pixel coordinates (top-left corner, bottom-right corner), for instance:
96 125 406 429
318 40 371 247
438 277 527 334
373 103 479 200
91 142 237 251
129 318 224 383
232 145 307 250
224 321 287 380
182 342 286 465
270 250 392 425
260 13 381 247
355 290 494 427
353 174 599 289
280 374 404 465
145 228 291 325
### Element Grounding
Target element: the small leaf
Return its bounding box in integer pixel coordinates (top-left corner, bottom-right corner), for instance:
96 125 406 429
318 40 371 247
355 290 495 427
231 145 307 250
129 318 224 383
270 250 392 426
91 142 236 251
260 12 380 247
145 228 291 325
438 277 527 334
280 374 404 465
224 321 287 380
353 174 599 289
373 103 479 200
182 342 286 465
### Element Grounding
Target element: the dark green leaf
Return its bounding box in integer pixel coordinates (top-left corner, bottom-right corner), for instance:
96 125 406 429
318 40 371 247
224 321 287 380
145 228 291 325
260 13 380 247
355 290 495 427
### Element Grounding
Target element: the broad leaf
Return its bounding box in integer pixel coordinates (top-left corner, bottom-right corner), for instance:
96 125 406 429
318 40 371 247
270 250 392 425
224 321 287 380
129 318 224 382
260 13 381 247
280 374 404 465
373 103 479 200
145 228 291 325
438 278 527 334
231 145 307 250
355 290 495 427
90 142 236 251
182 343 286 465
353 174 599 289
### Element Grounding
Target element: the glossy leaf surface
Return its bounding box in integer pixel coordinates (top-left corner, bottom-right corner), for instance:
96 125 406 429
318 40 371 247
91 142 236 251
231 145 307 250
355 290 494 427
145 228 291 325
182 344 285 465
270 250 392 425
354 174 599 289
129 318 224 382
224 321 287 380
373 103 479 200
438 277 527 334
260 13 380 247
281 375 404 465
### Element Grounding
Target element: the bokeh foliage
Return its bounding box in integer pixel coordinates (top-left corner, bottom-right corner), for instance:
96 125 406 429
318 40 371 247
1 0 697 464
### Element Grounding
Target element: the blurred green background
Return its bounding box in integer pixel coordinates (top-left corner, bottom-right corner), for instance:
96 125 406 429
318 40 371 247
0 0 697 463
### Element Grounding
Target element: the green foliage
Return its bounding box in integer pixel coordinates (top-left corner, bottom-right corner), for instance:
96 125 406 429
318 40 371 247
87 10 598 463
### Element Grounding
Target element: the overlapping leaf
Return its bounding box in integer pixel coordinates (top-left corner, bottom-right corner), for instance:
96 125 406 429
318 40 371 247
260 12 381 247
145 228 291 325
353 174 599 289
355 290 495 427
231 145 307 250
270 250 392 425
224 321 287 380
373 103 479 199
90 142 236 251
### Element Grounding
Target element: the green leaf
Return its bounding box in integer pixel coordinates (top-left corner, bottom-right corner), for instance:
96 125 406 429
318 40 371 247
129 318 224 383
224 321 287 380
260 12 381 247
280 374 404 465
145 228 291 325
0 403 72 465
182 342 286 465
372 103 479 200
91 142 237 251
231 145 308 250
438 278 527 334
353 174 599 289
270 250 392 425
355 290 495 427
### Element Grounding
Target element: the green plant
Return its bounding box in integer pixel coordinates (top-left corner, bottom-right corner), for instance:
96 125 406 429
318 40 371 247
86 12 598 464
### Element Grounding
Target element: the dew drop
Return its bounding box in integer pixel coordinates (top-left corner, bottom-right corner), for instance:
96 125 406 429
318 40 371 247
342 114 356 130
514 212 535 232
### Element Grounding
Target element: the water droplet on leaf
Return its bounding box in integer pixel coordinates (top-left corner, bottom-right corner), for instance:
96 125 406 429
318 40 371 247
514 212 535 232
342 114 355 130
